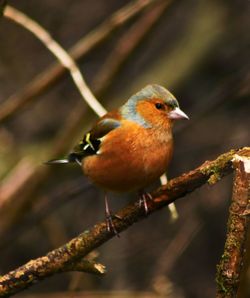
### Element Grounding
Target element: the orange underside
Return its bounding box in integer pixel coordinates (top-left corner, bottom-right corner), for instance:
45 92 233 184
82 121 173 192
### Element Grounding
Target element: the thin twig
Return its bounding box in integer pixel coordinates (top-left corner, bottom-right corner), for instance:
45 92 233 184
4 5 106 117
0 0 157 122
216 154 250 298
61 259 106 276
0 147 249 297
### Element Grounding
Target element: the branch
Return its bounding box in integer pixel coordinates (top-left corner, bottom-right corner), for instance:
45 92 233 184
3 0 168 119
61 259 106 276
216 154 250 297
5 5 106 117
0 147 249 297
0 0 157 122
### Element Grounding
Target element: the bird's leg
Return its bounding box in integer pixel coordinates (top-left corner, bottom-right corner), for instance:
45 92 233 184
104 195 119 237
138 190 153 214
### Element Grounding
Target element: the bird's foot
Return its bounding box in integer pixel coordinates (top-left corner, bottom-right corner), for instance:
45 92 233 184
104 195 120 237
105 213 120 237
138 191 153 214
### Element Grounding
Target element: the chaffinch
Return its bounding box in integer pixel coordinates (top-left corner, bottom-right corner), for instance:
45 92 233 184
47 84 189 233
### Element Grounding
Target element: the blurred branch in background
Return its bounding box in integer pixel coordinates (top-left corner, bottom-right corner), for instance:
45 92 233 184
151 208 202 296
132 0 226 89
152 214 203 295
0 177 92 250
4 5 107 116
0 0 157 122
175 67 250 135
0 158 37 236
0 147 249 297
216 155 250 298
92 0 172 94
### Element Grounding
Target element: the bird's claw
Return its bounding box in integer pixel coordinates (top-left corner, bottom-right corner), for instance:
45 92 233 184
138 191 153 214
105 212 120 237
104 195 120 237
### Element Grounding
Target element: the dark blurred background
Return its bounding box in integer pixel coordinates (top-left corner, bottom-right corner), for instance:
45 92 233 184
0 0 249 297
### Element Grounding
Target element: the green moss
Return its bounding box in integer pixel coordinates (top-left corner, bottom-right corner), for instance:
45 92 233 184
216 279 228 294
65 243 71 251
201 164 222 185
208 172 221 184
221 251 230 261
226 236 240 250
200 149 238 185
216 265 228 294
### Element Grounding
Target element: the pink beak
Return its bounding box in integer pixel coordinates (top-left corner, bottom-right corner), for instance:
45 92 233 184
168 107 189 120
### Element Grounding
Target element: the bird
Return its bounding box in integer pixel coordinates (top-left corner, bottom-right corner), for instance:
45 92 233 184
46 84 189 234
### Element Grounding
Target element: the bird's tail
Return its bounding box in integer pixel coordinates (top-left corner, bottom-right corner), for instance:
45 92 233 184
45 153 82 165
44 158 70 165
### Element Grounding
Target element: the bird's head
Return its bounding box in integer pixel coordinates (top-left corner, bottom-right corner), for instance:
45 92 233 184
120 84 189 129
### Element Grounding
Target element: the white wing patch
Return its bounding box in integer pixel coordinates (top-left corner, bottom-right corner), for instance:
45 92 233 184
96 136 106 155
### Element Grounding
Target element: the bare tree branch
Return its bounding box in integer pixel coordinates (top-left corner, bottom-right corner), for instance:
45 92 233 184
216 154 250 298
0 147 249 297
5 5 107 116
0 0 158 122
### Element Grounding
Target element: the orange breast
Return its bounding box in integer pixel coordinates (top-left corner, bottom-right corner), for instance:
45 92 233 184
82 121 173 192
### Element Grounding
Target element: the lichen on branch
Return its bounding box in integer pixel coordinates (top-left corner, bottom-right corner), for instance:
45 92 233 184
216 153 250 298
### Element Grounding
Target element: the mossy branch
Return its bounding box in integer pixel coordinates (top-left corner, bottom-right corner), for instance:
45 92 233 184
0 0 6 17
0 147 249 297
216 154 250 297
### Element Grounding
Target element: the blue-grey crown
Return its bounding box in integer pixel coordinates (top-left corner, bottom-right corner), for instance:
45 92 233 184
120 84 178 127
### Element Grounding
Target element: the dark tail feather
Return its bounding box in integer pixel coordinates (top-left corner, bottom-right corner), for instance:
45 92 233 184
44 158 70 165
44 153 82 165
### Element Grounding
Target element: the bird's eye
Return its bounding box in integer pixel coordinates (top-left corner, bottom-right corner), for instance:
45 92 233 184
155 103 164 110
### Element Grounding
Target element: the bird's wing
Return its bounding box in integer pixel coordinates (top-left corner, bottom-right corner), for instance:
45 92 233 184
68 118 121 162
